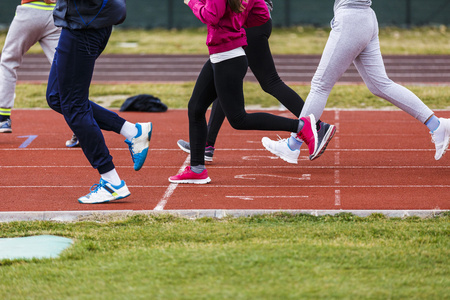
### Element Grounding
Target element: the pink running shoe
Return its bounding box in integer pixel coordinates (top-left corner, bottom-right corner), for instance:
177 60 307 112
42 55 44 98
296 114 318 160
169 166 211 184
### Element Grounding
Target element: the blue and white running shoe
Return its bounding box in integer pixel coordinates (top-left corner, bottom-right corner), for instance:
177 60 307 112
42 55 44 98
125 122 152 171
0 119 12 133
78 178 130 204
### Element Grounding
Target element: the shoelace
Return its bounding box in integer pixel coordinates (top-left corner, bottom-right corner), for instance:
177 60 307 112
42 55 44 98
275 135 288 143
180 166 191 174
431 136 436 144
125 140 135 163
89 182 105 194
430 130 439 144
69 134 78 143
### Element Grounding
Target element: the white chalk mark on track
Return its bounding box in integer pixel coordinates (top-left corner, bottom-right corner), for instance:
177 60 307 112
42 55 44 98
153 156 190 211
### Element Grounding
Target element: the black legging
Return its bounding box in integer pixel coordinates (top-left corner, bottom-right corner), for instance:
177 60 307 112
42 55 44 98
205 19 315 147
188 56 299 166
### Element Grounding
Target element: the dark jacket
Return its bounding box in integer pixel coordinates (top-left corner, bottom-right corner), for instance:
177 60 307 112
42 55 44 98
53 0 126 29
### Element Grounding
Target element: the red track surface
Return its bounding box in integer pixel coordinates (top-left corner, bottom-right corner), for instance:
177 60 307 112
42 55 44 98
1 109 449 217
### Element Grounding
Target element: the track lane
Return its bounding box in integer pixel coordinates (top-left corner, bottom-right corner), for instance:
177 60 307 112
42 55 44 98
16 54 450 84
1 109 449 216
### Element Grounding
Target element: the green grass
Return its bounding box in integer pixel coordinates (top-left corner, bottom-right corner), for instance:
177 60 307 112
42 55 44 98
0 213 449 299
14 82 450 110
2 26 449 55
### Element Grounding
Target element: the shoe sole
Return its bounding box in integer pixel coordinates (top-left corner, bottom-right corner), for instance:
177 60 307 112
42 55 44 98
168 177 211 184
0 129 12 133
66 141 80 148
261 138 298 164
310 125 336 161
176 141 213 162
78 193 130 204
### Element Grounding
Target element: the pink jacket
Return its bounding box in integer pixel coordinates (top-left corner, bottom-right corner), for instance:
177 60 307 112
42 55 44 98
188 0 270 55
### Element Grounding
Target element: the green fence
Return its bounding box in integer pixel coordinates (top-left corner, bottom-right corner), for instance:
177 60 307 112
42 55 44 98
1 0 449 29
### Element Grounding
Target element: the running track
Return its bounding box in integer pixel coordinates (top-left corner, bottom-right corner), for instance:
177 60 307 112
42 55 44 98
1 54 449 221
1 109 449 221
16 54 450 84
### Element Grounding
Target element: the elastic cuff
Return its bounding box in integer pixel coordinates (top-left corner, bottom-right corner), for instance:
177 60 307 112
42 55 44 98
98 161 115 175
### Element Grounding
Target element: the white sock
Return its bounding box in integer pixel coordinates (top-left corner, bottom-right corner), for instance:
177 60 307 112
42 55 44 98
288 132 303 150
120 121 138 140
101 169 122 186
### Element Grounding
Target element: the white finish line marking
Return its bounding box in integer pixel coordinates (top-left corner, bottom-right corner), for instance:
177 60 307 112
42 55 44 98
226 195 308 201
334 170 340 184
154 156 190 211
335 190 341 206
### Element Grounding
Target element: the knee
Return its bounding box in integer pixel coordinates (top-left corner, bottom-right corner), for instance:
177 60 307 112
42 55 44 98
226 114 246 130
367 79 394 99
46 94 60 112
188 101 207 122
258 75 280 95
310 77 333 95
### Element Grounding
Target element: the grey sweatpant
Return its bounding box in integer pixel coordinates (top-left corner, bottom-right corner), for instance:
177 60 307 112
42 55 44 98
300 7 434 124
0 4 61 111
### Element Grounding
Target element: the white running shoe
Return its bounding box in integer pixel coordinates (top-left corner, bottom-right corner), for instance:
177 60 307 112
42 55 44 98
261 137 300 164
125 122 153 171
78 179 130 204
431 118 450 160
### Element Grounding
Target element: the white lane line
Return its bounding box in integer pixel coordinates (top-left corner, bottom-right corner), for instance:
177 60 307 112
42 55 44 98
0 148 439 152
1 165 449 169
1 185 172 188
242 155 279 161
153 156 190 211
226 195 308 200
2 184 450 188
235 174 311 181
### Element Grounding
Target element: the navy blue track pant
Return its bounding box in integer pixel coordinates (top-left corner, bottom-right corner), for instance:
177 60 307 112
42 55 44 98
46 27 125 174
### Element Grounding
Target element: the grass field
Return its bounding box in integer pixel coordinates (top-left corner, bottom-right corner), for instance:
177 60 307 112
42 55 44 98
13 82 450 110
0 213 449 299
2 26 449 55
1 27 449 299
